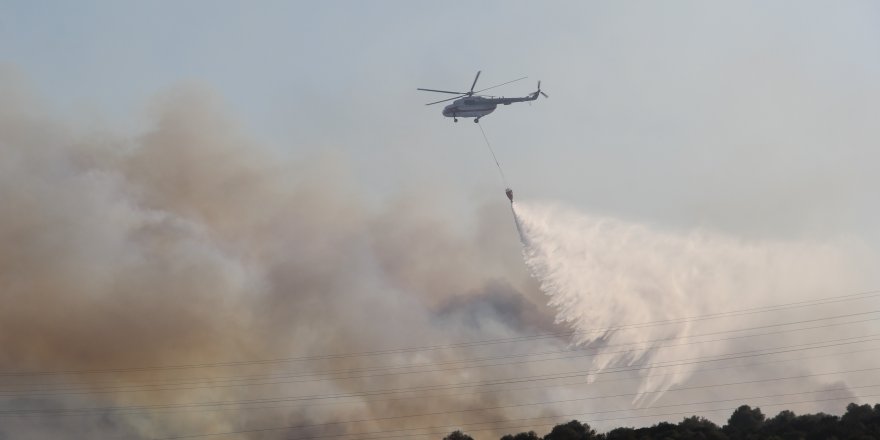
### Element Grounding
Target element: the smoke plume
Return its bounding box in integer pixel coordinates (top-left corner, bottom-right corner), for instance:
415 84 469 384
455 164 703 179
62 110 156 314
0 70 562 439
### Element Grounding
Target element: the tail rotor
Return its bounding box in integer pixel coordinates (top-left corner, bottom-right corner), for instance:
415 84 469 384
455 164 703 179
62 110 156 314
537 81 549 98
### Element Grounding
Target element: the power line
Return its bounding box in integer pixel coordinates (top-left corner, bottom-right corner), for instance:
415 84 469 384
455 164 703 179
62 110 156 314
8 311 876 395
3 289 877 378
4 332 879 400
97 348 880 415
5 310 875 394
7 345 876 419
8 364 880 420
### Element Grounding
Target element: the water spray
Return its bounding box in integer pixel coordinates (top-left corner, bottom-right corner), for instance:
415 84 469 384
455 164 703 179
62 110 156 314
513 200 870 402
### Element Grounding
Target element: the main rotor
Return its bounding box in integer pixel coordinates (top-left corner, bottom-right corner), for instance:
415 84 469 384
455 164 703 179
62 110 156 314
417 71 527 106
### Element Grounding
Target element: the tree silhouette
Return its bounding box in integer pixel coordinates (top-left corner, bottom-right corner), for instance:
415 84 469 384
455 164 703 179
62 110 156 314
602 426 637 440
840 402 880 439
723 405 765 439
501 431 541 440
678 415 726 439
543 420 598 440
443 430 474 440
488 402 880 440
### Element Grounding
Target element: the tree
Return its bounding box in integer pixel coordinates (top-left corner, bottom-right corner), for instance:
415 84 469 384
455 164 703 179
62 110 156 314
762 409 796 439
644 421 678 439
603 427 637 440
440 401 880 440
788 412 839 440
677 416 726 439
543 420 598 440
841 403 876 438
723 405 765 439
501 431 541 440
443 430 474 440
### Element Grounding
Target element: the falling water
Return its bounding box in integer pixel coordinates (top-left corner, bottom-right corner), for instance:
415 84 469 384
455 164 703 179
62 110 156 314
511 199 874 402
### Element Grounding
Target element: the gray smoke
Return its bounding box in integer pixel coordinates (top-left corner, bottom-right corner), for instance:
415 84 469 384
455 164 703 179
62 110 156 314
0 69 563 440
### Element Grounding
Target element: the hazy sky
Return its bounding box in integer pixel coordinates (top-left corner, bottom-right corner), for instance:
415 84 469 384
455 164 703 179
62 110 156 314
3 2 880 438
4 1 878 243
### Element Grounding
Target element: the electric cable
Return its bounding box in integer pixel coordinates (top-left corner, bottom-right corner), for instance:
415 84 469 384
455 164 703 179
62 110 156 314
3 288 877 378
4 311 879 395
7 364 880 419
5 332 879 399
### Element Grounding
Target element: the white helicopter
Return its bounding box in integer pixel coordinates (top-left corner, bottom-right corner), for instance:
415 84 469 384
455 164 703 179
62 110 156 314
418 71 548 123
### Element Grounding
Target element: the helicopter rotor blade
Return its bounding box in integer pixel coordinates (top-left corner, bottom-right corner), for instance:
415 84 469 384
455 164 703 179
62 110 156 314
541 91 549 98
474 76 528 94
417 88 467 95
469 71 481 95
425 94 466 106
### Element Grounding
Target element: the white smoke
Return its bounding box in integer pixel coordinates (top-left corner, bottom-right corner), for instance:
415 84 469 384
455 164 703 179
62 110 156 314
512 199 877 404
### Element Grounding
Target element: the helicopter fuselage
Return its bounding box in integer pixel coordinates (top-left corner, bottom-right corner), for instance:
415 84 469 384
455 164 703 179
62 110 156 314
418 71 545 122
441 93 539 120
442 97 496 118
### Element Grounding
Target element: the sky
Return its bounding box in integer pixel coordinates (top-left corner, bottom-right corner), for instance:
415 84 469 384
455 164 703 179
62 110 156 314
4 1 878 239
2 1 880 439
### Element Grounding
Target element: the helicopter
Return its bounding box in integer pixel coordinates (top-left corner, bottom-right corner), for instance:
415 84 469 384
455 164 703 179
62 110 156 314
417 71 548 123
